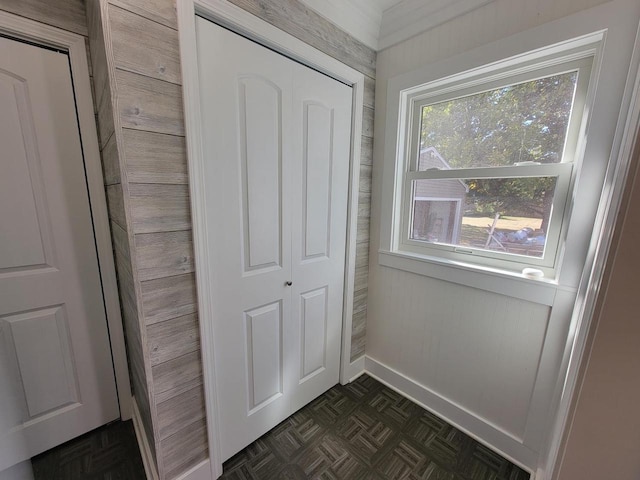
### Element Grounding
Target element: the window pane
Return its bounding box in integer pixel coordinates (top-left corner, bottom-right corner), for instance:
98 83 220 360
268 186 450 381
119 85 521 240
410 177 558 258
418 72 578 170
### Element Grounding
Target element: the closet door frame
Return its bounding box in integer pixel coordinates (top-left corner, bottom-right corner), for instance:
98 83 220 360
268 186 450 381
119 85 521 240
178 1 366 477
0 10 132 421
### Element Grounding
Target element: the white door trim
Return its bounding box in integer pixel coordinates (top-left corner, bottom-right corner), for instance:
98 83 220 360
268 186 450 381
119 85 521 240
0 10 132 421
177 1 365 477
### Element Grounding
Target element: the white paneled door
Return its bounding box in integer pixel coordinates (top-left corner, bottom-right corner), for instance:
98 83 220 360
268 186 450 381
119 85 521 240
0 37 119 470
196 19 353 460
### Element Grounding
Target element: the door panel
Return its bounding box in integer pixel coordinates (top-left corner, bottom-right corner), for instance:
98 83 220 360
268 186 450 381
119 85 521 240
196 19 295 461
6 306 78 418
0 37 119 470
300 287 328 381
290 59 351 413
0 71 48 270
238 76 283 272
196 18 353 461
245 301 283 412
302 102 332 260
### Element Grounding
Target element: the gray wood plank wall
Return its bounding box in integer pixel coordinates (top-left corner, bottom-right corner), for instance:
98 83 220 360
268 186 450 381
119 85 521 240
87 1 206 477
86 0 161 466
70 0 373 478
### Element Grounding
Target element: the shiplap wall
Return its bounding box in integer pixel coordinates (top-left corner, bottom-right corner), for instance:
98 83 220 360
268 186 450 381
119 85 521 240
86 0 165 470
86 1 205 478
86 0 375 478
368 0 620 470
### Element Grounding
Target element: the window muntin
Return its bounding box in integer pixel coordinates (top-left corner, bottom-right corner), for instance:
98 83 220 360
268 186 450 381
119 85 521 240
396 57 592 274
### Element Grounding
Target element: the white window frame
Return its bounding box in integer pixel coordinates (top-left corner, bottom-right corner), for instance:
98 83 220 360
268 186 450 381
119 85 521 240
381 39 600 279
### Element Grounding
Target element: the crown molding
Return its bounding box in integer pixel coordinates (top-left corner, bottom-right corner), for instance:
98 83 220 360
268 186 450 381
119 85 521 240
298 0 383 50
379 0 494 50
299 0 496 52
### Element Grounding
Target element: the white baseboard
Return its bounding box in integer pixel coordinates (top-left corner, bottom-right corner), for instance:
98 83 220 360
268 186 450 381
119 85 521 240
364 356 537 473
131 397 160 480
173 459 212 480
341 355 365 384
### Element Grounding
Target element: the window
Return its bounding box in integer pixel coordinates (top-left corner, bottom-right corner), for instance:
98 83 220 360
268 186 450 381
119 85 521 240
389 54 593 276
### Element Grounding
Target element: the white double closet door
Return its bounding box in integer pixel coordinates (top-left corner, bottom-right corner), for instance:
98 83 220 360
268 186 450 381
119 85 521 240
196 19 353 460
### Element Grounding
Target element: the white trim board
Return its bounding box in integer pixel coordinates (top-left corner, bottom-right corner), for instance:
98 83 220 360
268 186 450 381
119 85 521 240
177 1 365 477
542 19 640 480
364 356 537 473
0 10 132 420
131 398 159 480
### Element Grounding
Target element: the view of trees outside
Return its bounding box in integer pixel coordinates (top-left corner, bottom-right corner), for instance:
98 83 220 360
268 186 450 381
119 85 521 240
415 71 578 256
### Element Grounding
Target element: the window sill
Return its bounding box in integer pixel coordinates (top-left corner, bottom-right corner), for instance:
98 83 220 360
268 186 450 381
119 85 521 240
378 250 576 306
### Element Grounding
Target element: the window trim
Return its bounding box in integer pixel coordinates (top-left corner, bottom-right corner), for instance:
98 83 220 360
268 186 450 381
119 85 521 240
381 36 601 279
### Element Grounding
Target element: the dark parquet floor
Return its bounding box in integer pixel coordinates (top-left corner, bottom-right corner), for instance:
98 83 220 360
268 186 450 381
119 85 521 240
32 420 145 480
29 375 530 480
221 375 530 480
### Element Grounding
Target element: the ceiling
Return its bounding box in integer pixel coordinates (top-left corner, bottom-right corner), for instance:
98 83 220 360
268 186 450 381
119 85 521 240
299 0 494 51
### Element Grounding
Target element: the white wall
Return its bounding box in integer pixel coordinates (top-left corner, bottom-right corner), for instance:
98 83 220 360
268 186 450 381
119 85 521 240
0 462 33 480
367 0 640 471
557 132 640 480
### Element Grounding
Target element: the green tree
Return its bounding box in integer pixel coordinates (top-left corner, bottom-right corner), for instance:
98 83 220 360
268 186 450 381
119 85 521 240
420 72 577 232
